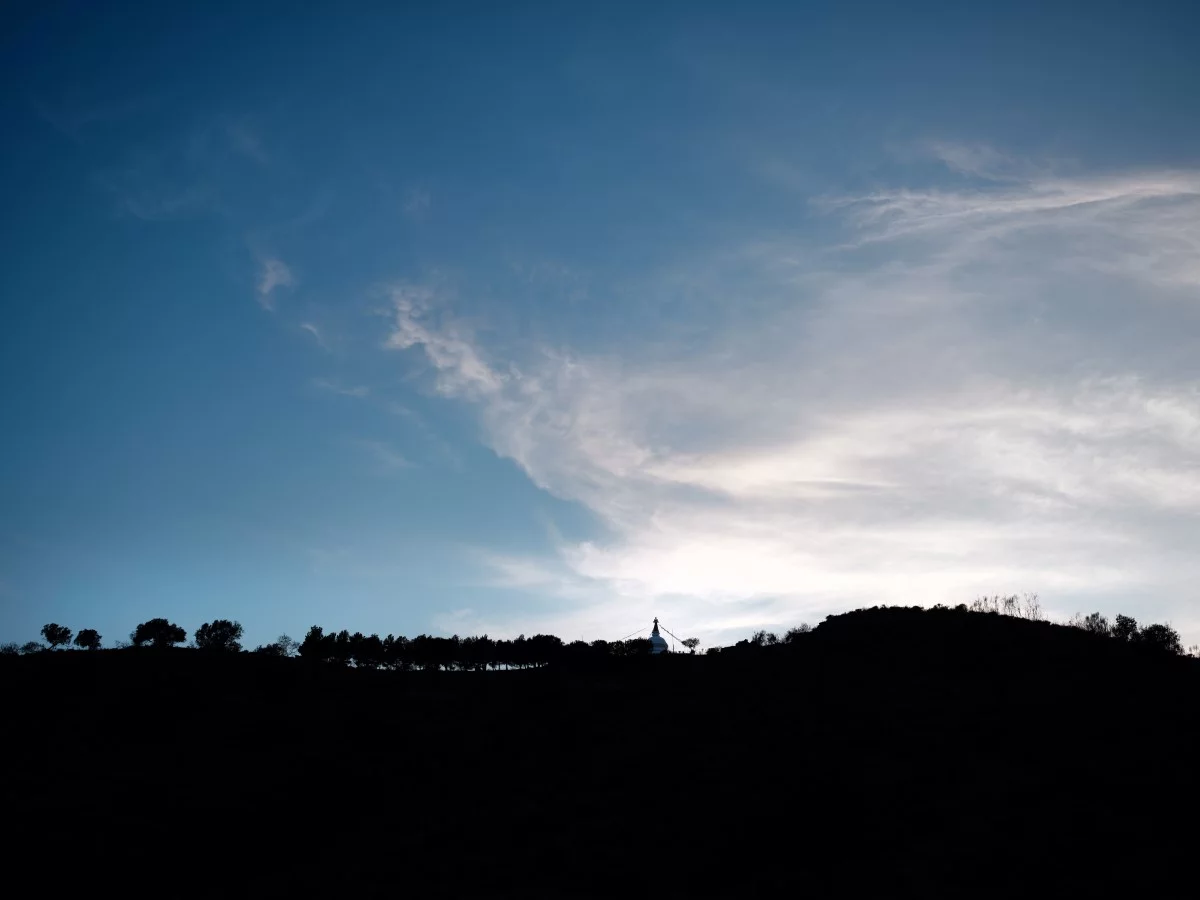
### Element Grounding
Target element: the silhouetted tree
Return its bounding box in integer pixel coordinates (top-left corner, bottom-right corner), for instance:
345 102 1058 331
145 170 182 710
299 626 328 660
20 641 43 655
408 634 441 671
131 618 187 648
382 634 410 670
528 634 563 666
0 642 19 656
1135 623 1183 655
349 632 385 669
509 634 528 668
474 634 496 671
74 628 102 651
681 637 701 654
41 623 72 650
1111 614 1139 643
329 630 351 665
194 619 244 652
460 635 492 671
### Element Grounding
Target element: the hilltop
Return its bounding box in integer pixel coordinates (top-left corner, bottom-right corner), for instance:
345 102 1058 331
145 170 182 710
6 606 1198 895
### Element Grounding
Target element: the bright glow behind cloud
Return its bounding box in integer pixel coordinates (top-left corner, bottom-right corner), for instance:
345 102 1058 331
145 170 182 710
386 157 1200 643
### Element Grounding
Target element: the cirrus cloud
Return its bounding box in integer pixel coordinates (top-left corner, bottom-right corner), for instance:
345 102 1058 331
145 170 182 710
382 151 1200 645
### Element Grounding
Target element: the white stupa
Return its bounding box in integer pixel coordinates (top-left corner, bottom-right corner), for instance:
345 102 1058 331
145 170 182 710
649 617 669 654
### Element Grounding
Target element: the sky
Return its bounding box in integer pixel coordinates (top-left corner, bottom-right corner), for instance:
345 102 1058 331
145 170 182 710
2 0 1199 651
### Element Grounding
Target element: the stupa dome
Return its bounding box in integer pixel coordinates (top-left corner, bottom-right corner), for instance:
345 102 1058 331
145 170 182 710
649 618 668 654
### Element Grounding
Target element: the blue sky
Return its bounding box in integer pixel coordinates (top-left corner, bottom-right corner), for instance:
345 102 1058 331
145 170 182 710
3 1 1199 650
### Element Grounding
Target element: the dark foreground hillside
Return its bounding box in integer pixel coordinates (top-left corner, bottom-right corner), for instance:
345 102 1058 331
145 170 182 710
6 607 1199 896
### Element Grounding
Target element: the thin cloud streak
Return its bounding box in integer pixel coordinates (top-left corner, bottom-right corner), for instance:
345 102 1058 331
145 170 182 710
351 439 412 472
312 378 370 398
300 322 329 350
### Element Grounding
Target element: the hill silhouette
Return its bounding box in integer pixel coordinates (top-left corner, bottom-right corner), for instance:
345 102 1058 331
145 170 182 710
6 606 1198 895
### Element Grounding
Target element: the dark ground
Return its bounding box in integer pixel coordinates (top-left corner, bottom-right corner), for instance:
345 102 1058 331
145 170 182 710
6 607 1199 896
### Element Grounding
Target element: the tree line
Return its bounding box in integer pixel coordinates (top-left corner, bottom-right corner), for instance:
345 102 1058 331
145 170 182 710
0 618 248 656
2 596 1195 663
0 618 692 669
1063 610 1189 655
294 627 656 670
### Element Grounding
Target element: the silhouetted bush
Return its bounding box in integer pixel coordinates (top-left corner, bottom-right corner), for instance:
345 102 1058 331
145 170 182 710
1136 622 1183 655
253 634 298 657
783 625 811 644
969 593 1044 620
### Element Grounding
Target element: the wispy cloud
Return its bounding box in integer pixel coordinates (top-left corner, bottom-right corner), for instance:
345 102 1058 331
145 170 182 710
351 439 412 472
95 170 216 221
224 118 268 164
823 168 1200 289
384 285 505 397
256 257 295 310
403 186 431 217
32 94 158 142
300 322 330 350
312 378 369 398
386 402 463 467
922 141 1030 181
95 113 268 222
381 150 1200 644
